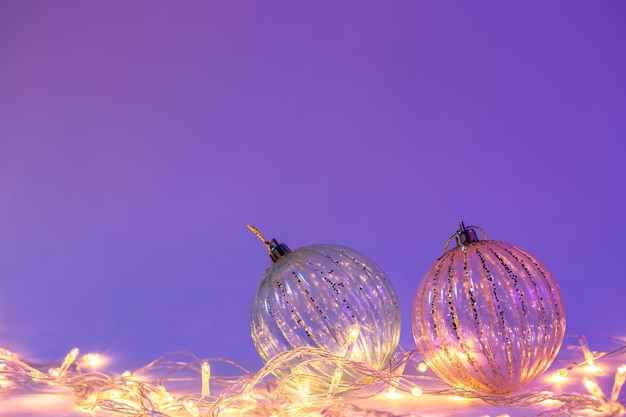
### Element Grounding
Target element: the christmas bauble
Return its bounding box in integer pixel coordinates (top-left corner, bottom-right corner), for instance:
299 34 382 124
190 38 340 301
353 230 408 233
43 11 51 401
248 226 401 394
412 222 566 394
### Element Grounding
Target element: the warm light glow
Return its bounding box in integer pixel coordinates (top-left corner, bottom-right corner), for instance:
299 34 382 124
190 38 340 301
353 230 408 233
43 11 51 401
583 377 597 391
297 380 310 398
108 389 123 399
184 399 200 417
0 348 14 357
411 386 423 397
584 362 598 374
417 362 428 373
384 387 402 399
348 323 361 342
290 367 310 398
150 386 177 411
550 368 568 383
78 353 104 369
583 376 607 402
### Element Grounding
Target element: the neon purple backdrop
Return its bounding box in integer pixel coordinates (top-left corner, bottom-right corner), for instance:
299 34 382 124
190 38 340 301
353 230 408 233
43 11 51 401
1 2 624 372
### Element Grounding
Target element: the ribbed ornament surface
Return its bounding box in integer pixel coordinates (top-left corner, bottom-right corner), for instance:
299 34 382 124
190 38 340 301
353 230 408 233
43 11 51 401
412 240 566 394
251 244 401 392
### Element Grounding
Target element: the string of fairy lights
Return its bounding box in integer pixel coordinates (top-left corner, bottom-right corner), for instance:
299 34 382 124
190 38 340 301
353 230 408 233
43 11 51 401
0 335 625 416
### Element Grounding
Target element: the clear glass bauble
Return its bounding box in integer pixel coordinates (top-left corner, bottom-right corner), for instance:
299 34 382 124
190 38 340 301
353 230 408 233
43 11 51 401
412 233 566 394
251 244 401 394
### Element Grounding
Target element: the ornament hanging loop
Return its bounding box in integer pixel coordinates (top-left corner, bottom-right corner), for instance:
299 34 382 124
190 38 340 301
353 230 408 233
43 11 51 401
247 224 272 250
246 224 291 262
442 221 487 255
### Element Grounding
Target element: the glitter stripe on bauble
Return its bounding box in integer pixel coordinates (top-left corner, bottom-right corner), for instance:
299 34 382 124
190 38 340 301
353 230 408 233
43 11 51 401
248 225 401 395
412 222 566 394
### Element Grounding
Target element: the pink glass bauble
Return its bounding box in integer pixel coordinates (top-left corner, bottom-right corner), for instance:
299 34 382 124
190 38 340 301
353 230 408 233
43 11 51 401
412 223 566 394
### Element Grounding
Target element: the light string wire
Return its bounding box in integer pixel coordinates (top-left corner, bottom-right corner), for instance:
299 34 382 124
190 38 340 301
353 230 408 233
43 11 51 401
0 336 625 417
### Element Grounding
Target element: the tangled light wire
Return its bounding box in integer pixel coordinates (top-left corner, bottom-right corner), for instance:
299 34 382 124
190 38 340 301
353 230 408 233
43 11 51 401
0 336 625 417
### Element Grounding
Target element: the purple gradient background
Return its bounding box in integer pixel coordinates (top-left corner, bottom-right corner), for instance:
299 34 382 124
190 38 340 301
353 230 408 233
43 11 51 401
1 2 625 373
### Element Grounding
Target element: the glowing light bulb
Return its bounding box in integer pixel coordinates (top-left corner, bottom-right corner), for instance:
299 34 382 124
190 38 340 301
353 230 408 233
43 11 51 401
327 367 344 399
78 353 104 369
183 400 200 417
411 386 423 397
580 336 597 373
157 387 176 409
109 389 123 399
611 364 626 402
50 347 80 378
585 362 598 374
551 369 568 384
584 376 607 402
289 368 310 398
297 381 310 398
201 361 211 398
417 362 428 373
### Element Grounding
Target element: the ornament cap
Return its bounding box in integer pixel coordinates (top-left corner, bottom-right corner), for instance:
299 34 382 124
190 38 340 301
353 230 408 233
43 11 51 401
247 224 292 263
442 222 487 255
455 221 481 248
267 238 291 263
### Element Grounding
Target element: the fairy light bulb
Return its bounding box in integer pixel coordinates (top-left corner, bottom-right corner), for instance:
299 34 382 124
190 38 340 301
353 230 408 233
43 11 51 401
579 336 599 373
584 376 607 402
77 353 104 370
50 347 80 378
551 369 568 384
248 225 401 394
611 364 626 402
327 367 344 398
184 400 201 417
201 361 211 398
412 222 566 394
